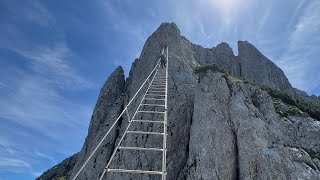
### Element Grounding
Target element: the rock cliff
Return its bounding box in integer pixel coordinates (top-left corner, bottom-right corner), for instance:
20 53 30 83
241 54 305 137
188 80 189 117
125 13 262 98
37 22 320 180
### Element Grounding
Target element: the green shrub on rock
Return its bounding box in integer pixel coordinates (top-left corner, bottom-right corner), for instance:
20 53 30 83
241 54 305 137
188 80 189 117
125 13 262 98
193 63 320 121
194 64 226 74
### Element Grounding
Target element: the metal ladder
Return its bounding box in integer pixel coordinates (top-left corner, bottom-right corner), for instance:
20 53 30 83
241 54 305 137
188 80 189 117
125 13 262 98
98 48 169 180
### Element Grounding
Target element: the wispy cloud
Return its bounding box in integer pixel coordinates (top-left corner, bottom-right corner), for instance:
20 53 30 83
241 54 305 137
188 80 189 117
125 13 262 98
0 1 98 178
279 0 320 95
3 0 55 27
0 40 94 138
0 49 93 178
0 5 94 177
13 42 95 89
98 0 151 74
0 158 30 169
257 3 273 33
0 137 16 155
33 151 57 164
287 0 307 28
0 158 33 176
100 1 147 43
0 157 41 177
0 133 66 178
0 73 91 139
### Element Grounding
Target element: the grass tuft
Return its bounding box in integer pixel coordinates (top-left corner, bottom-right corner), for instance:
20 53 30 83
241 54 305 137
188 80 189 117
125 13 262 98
194 64 226 74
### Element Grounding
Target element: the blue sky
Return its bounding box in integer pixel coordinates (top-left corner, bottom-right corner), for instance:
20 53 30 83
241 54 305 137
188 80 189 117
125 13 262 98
0 0 319 179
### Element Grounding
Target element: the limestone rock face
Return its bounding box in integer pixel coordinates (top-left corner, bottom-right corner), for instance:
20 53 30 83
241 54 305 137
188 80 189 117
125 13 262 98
178 71 320 180
190 40 293 94
293 87 320 107
237 41 293 93
68 66 126 179
39 22 320 180
88 66 126 138
36 153 79 180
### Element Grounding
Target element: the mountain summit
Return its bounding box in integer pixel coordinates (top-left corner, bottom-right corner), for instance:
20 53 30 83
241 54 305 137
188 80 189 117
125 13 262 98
38 22 320 180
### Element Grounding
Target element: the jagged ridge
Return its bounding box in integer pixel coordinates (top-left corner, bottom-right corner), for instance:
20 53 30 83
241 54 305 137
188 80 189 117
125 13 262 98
38 22 320 180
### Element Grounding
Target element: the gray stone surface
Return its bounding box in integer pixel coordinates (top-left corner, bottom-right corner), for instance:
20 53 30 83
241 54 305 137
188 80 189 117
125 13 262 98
39 22 320 180
237 41 293 93
178 71 320 180
68 66 126 179
190 40 294 95
88 66 126 139
293 87 320 107
36 153 78 180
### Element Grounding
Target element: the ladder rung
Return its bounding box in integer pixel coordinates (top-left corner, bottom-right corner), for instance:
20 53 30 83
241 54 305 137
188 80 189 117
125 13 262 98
152 84 166 86
149 86 165 89
151 86 165 88
147 91 165 93
141 104 165 106
146 94 166 96
119 146 163 151
149 88 165 90
138 110 165 114
126 131 163 135
132 119 164 123
150 85 166 87
144 98 165 100
108 169 162 175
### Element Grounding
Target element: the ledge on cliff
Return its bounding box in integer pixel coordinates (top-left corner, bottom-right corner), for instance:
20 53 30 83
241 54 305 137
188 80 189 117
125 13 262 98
194 64 320 121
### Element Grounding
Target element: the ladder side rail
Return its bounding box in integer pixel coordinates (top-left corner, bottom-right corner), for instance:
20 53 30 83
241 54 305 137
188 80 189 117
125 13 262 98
162 46 169 180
